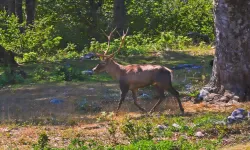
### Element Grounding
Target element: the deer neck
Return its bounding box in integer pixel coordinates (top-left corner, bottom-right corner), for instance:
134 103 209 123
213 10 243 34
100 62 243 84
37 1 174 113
106 59 124 80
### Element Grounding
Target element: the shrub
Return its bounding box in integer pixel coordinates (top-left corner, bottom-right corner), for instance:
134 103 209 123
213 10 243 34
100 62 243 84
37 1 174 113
23 52 38 62
0 66 25 86
33 132 50 150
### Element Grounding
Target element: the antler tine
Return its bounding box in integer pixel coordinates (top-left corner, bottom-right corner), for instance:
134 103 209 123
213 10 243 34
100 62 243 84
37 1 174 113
109 27 129 58
102 27 117 55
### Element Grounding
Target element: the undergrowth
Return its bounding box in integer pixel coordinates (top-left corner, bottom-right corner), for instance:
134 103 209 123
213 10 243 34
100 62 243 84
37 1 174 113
28 112 249 150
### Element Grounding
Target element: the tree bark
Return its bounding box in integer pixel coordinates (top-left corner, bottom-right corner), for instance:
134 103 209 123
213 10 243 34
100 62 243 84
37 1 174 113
203 0 250 102
25 0 36 26
15 0 23 24
88 0 102 40
0 45 18 67
8 0 16 15
113 0 127 34
0 0 8 11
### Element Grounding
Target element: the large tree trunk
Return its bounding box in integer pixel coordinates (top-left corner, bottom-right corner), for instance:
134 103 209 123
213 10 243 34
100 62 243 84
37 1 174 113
202 0 250 102
25 0 36 26
113 0 127 34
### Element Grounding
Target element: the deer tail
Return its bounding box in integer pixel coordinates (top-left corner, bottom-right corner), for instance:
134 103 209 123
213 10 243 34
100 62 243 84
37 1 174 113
164 67 174 82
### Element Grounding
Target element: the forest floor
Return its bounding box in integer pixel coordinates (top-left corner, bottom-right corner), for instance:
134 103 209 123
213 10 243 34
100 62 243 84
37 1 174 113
1 48 250 149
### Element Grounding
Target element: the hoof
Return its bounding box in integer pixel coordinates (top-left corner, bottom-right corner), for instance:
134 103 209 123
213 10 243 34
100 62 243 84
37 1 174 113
180 111 185 116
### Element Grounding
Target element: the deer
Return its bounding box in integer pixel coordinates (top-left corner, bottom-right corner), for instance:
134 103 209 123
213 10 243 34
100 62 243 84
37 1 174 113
91 28 184 115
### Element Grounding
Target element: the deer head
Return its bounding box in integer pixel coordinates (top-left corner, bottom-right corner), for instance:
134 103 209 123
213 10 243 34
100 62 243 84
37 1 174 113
92 28 129 74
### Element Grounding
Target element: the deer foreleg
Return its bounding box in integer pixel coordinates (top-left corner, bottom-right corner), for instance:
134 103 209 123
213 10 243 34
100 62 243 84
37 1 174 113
149 86 165 113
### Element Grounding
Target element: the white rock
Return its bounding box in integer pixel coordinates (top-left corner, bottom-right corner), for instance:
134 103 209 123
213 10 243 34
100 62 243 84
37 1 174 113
172 123 181 129
195 131 204 137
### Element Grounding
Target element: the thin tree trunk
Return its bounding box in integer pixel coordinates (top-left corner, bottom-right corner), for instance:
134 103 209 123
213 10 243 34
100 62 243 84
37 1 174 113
113 0 127 34
15 0 23 24
25 0 36 26
202 0 250 102
16 0 24 32
0 0 8 11
88 0 102 40
8 0 15 15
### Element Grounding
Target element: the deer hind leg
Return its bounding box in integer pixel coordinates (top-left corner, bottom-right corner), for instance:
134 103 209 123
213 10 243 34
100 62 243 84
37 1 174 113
132 89 146 112
152 71 184 114
167 85 184 114
149 85 165 113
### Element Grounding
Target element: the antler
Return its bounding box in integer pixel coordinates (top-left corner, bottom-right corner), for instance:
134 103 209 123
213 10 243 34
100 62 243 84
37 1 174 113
109 27 129 58
96 27 129 59
101 27 117 55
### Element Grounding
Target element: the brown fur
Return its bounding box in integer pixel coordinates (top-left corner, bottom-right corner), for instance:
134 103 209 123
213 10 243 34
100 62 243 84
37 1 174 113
92 58 184 114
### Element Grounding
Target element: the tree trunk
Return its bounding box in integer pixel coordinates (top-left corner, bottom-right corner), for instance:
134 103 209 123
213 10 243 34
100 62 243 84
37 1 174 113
0 45 18 67
0 0 8 11
15 0 23 24
16 0 24 33
88 0 102 41
113 0 127 34
202 0 250 102
25 0 36 26
8 0 16 15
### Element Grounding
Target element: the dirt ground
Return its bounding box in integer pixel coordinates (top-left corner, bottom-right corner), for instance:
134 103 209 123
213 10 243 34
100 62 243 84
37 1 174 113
0 82 184 123
0 82 249 149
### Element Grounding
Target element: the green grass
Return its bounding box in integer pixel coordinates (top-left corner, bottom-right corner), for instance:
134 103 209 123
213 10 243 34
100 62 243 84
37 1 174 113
29 111 250 150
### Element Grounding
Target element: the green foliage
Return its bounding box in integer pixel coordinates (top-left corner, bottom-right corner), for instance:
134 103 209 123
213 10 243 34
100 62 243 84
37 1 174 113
127 0 214 40
23 52 38 62
157 32 192 50
1 0 214 61
121 117 153 143
67 138 88 149
33 132 50 150
32 63 85 82
0 66 24 86
0 11 62 57
33 65 51 81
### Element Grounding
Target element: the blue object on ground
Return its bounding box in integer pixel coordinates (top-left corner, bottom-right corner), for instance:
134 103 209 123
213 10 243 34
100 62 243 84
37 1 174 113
81 52 96 59
50 98 64 104
82 70 93 75
227 108 248 124
138 93 152 100
171 64 202 70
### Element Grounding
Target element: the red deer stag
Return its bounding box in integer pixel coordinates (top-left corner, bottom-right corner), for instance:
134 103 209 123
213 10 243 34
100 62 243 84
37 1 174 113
92 28 184 114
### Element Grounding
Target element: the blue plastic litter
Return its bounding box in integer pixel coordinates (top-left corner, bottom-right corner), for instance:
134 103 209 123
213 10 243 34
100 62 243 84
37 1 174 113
50 98 64 104
227 108 249 124
81 52 96 59
82 70 93 75
138 93 152 100
171 64 202 70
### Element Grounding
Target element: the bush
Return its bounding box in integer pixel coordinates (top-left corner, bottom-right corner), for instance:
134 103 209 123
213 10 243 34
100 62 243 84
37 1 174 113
0 66 25 86
33 132 50 150
0 10 62 59
23 52 38 62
